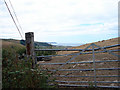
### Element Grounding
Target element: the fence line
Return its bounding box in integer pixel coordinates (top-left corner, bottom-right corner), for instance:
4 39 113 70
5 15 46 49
49 84 120 88
52 75 120 78
49 80 120 83
25 32 120 88
39 60 120 65
36 49 120 58
36 43 120 88
35 44 120 51
41 68 120 71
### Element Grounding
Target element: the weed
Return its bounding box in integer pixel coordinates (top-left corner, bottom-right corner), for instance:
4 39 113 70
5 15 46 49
88 81 94 88
2 46 57 88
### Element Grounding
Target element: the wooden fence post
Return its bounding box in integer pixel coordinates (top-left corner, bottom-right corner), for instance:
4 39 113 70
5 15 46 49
25 32 35 69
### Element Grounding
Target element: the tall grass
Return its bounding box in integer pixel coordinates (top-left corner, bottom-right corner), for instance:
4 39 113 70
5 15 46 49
2 45 57 88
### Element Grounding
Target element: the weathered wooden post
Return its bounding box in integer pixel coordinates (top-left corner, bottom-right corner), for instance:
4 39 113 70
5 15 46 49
25 32 35 69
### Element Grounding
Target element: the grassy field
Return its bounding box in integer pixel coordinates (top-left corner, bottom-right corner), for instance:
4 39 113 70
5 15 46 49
38 37 120 87
2 37 120 88
57 37 119 55
2 39 57 88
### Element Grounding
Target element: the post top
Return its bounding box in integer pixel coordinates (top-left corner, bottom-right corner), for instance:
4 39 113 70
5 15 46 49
25 32 34 38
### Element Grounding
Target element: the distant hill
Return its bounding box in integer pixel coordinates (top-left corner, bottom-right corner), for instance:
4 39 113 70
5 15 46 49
2 39 25 48
1 39 52 48
72 37 119 49
34 41 52 47
2 37 119 49
20 40 52 47
57 37 119 54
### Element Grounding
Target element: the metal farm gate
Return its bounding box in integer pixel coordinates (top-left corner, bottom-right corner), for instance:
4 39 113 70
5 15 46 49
25 32 120 88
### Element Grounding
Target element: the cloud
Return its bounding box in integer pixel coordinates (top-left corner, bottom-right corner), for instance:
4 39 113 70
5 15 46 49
0 0 119 43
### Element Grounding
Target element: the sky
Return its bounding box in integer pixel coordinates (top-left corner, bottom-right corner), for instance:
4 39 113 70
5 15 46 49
0 0 119 45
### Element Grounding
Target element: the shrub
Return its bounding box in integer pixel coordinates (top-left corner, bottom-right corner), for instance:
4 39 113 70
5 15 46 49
35 46 56 57
2 47 56 88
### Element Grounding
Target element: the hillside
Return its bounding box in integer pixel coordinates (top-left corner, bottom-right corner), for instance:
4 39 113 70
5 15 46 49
73 37 119 49
1 39 52 48
2 39 25 48
38 37 120 87
58 37 119 55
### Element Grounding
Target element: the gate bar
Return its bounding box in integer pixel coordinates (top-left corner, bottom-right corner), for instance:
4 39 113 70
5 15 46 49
39 60 120 65
92 44 97 87
41 68 120 71
34 44 120 51
49 84 120 88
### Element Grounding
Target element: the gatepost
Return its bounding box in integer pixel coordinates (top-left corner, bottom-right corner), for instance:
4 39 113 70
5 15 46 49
25 32 35 69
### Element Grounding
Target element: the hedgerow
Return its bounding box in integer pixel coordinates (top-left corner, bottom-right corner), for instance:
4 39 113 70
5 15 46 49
2 46 57 88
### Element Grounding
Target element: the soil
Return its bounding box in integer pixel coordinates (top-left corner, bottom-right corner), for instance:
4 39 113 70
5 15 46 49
38 37 120 88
